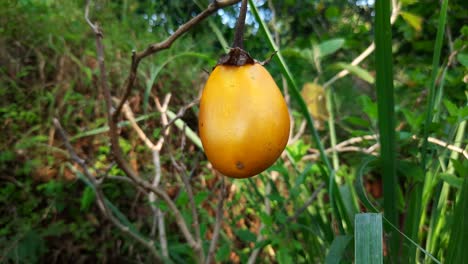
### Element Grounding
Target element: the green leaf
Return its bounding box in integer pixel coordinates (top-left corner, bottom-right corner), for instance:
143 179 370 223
400 0 418 5
277 247 294 264
398 161 424 182
325 235 352 264
439 173 463 189
80 186 95 211
456 53 468 67
235 229 257 243
194 191 209 205
215 243 231 262
335 63 375 84
355 213 383 264
176 191 189 206
400 11 423 32
318 38 345 58
443 99 459 116
375 0 398 257
359 95 378 122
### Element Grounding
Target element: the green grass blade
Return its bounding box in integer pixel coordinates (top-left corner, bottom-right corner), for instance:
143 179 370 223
325 235 352 264
208 20 230 54
355 157 442 263
374 0 398 257
70 112 159 141
355 213 383 264
326 88 339 170
446 176 468 263
248 0 346 233
421 0 449 169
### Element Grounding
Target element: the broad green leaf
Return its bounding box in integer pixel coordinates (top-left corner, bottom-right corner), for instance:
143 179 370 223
400 11 423 32
443 99 459 116
318 38 345 58
355 213 383 264
215 244 231 262
457 53 468 67
335 63 375 84
235 229 257 243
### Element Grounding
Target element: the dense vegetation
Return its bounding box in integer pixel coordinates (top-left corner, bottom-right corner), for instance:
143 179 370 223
1 0 466 263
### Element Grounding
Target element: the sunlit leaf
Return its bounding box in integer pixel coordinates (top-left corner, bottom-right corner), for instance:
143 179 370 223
401 11 423 32
335 63 375 84
318 38 345 58
301 82 329 124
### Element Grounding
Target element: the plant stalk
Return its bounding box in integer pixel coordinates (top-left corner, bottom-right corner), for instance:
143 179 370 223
233 0 248 48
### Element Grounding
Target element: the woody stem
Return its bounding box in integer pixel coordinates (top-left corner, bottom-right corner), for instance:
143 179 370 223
233 0 248 49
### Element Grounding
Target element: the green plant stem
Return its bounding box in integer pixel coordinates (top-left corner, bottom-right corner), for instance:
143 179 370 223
248 0 348 234
427 119 466 261
326 88 339 170
374 0 398 258
421 0 449 170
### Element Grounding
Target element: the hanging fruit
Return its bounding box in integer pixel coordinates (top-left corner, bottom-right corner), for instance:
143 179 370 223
198 0 290 178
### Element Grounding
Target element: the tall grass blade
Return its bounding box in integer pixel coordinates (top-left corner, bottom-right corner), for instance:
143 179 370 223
355 213 383 264
248 0 347 234
355 157 441 263
421 0 449 169
374 0 398 257
325 235 352 264
446 176 468 263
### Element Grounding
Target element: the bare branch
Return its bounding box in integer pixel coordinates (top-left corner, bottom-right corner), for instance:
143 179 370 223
303 133 467 161
172 156 204 263
52 118 162 262
113 0 241 120
163 98 200 133
85 3 199 253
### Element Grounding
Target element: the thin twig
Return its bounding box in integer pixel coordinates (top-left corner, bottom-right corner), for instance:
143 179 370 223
287 183 325 223
53 118 162 262
113 0 241 120
163 98 200 133
247 178 272 264
122 95 172 258
171 156 204 263
85 2 199 254
206 178 226 264
303 133 468 161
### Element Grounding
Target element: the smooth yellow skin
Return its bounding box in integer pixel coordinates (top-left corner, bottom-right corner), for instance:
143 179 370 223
199 63 290 178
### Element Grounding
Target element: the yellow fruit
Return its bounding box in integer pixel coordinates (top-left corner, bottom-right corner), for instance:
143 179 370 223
199 63 290 178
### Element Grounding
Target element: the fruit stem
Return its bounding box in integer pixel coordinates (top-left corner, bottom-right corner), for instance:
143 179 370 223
233 0 248 49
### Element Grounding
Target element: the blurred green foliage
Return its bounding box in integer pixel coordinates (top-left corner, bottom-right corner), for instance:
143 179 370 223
0 0 466 263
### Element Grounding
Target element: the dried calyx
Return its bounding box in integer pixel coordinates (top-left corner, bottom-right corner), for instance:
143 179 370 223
216 0 255 67
217 47 256 66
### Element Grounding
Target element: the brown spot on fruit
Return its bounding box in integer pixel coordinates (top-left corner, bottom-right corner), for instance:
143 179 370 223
236 161 244 170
